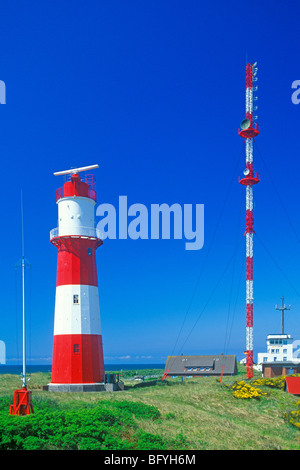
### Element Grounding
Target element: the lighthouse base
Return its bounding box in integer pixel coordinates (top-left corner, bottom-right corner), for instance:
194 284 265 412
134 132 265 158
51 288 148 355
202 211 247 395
45 382 124 393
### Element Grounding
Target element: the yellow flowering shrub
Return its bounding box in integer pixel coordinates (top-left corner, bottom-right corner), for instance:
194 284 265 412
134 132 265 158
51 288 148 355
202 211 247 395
252 374 300 391
283 400 300 430
251 376 286 390
229 380 267 400
226 374 300 401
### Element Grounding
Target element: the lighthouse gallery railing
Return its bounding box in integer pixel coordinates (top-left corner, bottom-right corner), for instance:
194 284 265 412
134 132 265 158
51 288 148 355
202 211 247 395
50 226 103 240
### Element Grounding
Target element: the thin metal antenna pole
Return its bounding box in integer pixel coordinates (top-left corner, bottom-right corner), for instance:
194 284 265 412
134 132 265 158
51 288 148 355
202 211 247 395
21 191 26 389
9 193 34 415
275 296 291 334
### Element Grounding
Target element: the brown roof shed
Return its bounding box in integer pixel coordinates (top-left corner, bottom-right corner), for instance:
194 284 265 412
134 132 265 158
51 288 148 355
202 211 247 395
164 354 237 377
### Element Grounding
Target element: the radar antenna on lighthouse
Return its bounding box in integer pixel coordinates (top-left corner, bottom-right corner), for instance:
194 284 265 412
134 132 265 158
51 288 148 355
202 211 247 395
238 62 260 379
53 164 99 176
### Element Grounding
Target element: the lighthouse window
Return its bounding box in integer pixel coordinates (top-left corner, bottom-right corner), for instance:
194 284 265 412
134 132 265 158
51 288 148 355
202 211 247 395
73 294 79 304
73 344 79 354
87 247 92 256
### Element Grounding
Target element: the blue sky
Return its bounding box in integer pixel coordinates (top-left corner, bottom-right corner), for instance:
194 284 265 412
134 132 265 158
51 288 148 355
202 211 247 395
1 0 300 366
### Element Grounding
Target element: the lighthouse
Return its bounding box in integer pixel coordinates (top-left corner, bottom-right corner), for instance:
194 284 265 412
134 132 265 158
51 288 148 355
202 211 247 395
48 164 105 392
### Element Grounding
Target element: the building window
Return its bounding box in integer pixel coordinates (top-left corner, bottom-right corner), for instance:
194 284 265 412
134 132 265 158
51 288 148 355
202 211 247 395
283 349 287 354
283 357 287 361
73 294 79 304
263 357 268 362
73 344 79 354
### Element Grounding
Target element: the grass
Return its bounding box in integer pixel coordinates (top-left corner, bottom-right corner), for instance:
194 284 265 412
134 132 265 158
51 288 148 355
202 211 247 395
0 365 300 450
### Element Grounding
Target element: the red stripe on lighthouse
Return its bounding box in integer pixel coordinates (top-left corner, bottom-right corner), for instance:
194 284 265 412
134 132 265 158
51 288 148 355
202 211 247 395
51 334 104 383
51 237 102 287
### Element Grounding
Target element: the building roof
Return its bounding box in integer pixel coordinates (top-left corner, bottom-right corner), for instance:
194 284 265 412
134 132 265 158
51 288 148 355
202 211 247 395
284 377 300 395
267 334 292 339
164 354 237 376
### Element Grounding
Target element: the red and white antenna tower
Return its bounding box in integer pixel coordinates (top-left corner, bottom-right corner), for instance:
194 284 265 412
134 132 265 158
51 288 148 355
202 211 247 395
238 62 260 379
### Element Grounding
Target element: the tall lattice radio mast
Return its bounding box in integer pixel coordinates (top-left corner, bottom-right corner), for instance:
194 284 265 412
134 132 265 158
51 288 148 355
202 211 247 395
238 62 260 379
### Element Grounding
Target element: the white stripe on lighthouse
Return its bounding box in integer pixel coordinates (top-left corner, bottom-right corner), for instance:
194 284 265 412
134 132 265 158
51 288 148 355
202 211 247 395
58 196 96 237
54 284 102 335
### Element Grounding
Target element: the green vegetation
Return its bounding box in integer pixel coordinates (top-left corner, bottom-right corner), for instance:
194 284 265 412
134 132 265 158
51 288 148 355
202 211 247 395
0 365 300 450
109 368 164 379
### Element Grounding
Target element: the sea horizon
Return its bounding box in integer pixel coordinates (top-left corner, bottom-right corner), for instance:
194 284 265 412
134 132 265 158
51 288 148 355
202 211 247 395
0 363 165 375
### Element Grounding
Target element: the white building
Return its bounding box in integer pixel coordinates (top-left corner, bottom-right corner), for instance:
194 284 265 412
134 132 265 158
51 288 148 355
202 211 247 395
0 341 6 364
256 334 300 371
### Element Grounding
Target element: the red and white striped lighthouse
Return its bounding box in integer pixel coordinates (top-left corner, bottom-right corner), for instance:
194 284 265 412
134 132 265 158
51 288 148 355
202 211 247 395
48 164 105 391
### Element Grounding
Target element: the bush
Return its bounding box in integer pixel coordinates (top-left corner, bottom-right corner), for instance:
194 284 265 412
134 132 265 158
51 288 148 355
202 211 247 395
23 436 48 450
137 431 167 450
0 396 13 411
165 412 176 420
283 400 300 430
251 376 286 390
228 380 267 399
0 398 165 450
108 400 161 420
251 374 300 391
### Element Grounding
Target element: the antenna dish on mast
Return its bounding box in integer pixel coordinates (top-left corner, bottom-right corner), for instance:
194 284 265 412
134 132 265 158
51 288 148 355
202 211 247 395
54 164 99 176
240 118 251 130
